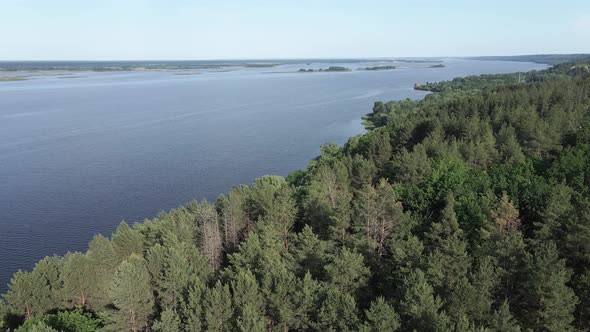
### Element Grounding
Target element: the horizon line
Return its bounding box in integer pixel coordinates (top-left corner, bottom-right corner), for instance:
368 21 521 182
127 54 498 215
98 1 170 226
1 53 589 62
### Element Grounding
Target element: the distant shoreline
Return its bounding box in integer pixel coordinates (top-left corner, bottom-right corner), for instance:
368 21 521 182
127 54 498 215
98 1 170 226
0 76 27 82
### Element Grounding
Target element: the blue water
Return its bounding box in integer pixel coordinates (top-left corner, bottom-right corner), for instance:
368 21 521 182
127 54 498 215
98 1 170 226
0 59 546 290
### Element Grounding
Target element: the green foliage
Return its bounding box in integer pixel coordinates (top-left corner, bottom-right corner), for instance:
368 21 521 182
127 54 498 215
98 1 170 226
5 269 53 319
152 308 180 332
109 254 154 332
111 221 144 262
60 252 95 307
519 242 578 331
15 309 100 332
361 297 400 331
202 282 233 332
400 269 450 331
316 286 359 331
304 160 353 242
489 301 521 332
325 248 369 294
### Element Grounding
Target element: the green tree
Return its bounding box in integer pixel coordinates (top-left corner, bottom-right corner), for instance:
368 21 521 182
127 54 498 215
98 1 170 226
111 221 143 262
289 272 320 330
231 270 267 331
353 178 405 255
178 280 205 332
196 200 223 270
86 235 118 309
292 225 330 279
304 160 353 242
109 254 154 332
61 252 94 307
217 187 250 249
360 297 400 331
400 269 450 331
18 321 58 332
5 270 52 319
489 301 521 332
496 123 525 164
424 193 471 315
324 248 369 294
202 282 233 332
520 242 578 331
15 309 100 332
152 308 180 332
316 286 359 332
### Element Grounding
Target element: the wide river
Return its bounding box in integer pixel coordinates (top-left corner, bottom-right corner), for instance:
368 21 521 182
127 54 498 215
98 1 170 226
0 59 545 289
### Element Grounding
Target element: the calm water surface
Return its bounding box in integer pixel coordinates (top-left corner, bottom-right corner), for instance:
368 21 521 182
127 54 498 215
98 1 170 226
0 59 546 289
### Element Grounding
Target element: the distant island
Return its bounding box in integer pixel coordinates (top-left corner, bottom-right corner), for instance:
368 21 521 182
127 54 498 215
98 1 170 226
361 65 396 71
297 66 351 73
394 59 444 63
0 76 27 82
242 63 278 68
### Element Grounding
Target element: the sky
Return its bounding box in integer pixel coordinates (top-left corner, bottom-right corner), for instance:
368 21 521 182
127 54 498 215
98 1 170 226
0 0 589 60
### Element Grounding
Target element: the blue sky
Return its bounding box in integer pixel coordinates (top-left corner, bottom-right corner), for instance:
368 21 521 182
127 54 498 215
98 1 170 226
1 0 589 60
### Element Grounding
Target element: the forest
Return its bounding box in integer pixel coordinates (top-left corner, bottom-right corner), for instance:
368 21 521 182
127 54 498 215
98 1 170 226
1 58 590 331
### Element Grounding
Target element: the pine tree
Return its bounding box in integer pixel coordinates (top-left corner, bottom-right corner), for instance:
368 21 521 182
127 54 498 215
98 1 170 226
29 256 62 312
203 282 233 332
152 308 180 332
354 178 405 255
237 302 266 332
292 225 330 278
520 242 577 331
390 144 433 185
24 321 59 332
535 183 573 241
109 254 154 332
196 200 223 270
86 234 118 309
231 270 267 331
178 280 205 332
489 300 521 332
491 192 520 233
349 155 377 190
361 297 400 331
424 193 471 314
316 286 359 332
0 300 7 331
289 272 320 330
218 187 249 249
261 184 296 249
5 269 53 319
61 252 95 307
400 269 450 331
304 161 353 242
496 123 525 164
147 235 210 310
324 248 369 294
111 221 144 263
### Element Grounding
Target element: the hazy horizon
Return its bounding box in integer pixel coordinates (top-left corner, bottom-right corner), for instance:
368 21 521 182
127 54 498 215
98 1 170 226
1 54 588 63
1 0 589 61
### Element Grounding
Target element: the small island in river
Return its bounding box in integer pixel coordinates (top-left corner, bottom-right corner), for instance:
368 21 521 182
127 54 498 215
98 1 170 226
0 76 27 82
297 66 351 73
361 65 397 71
